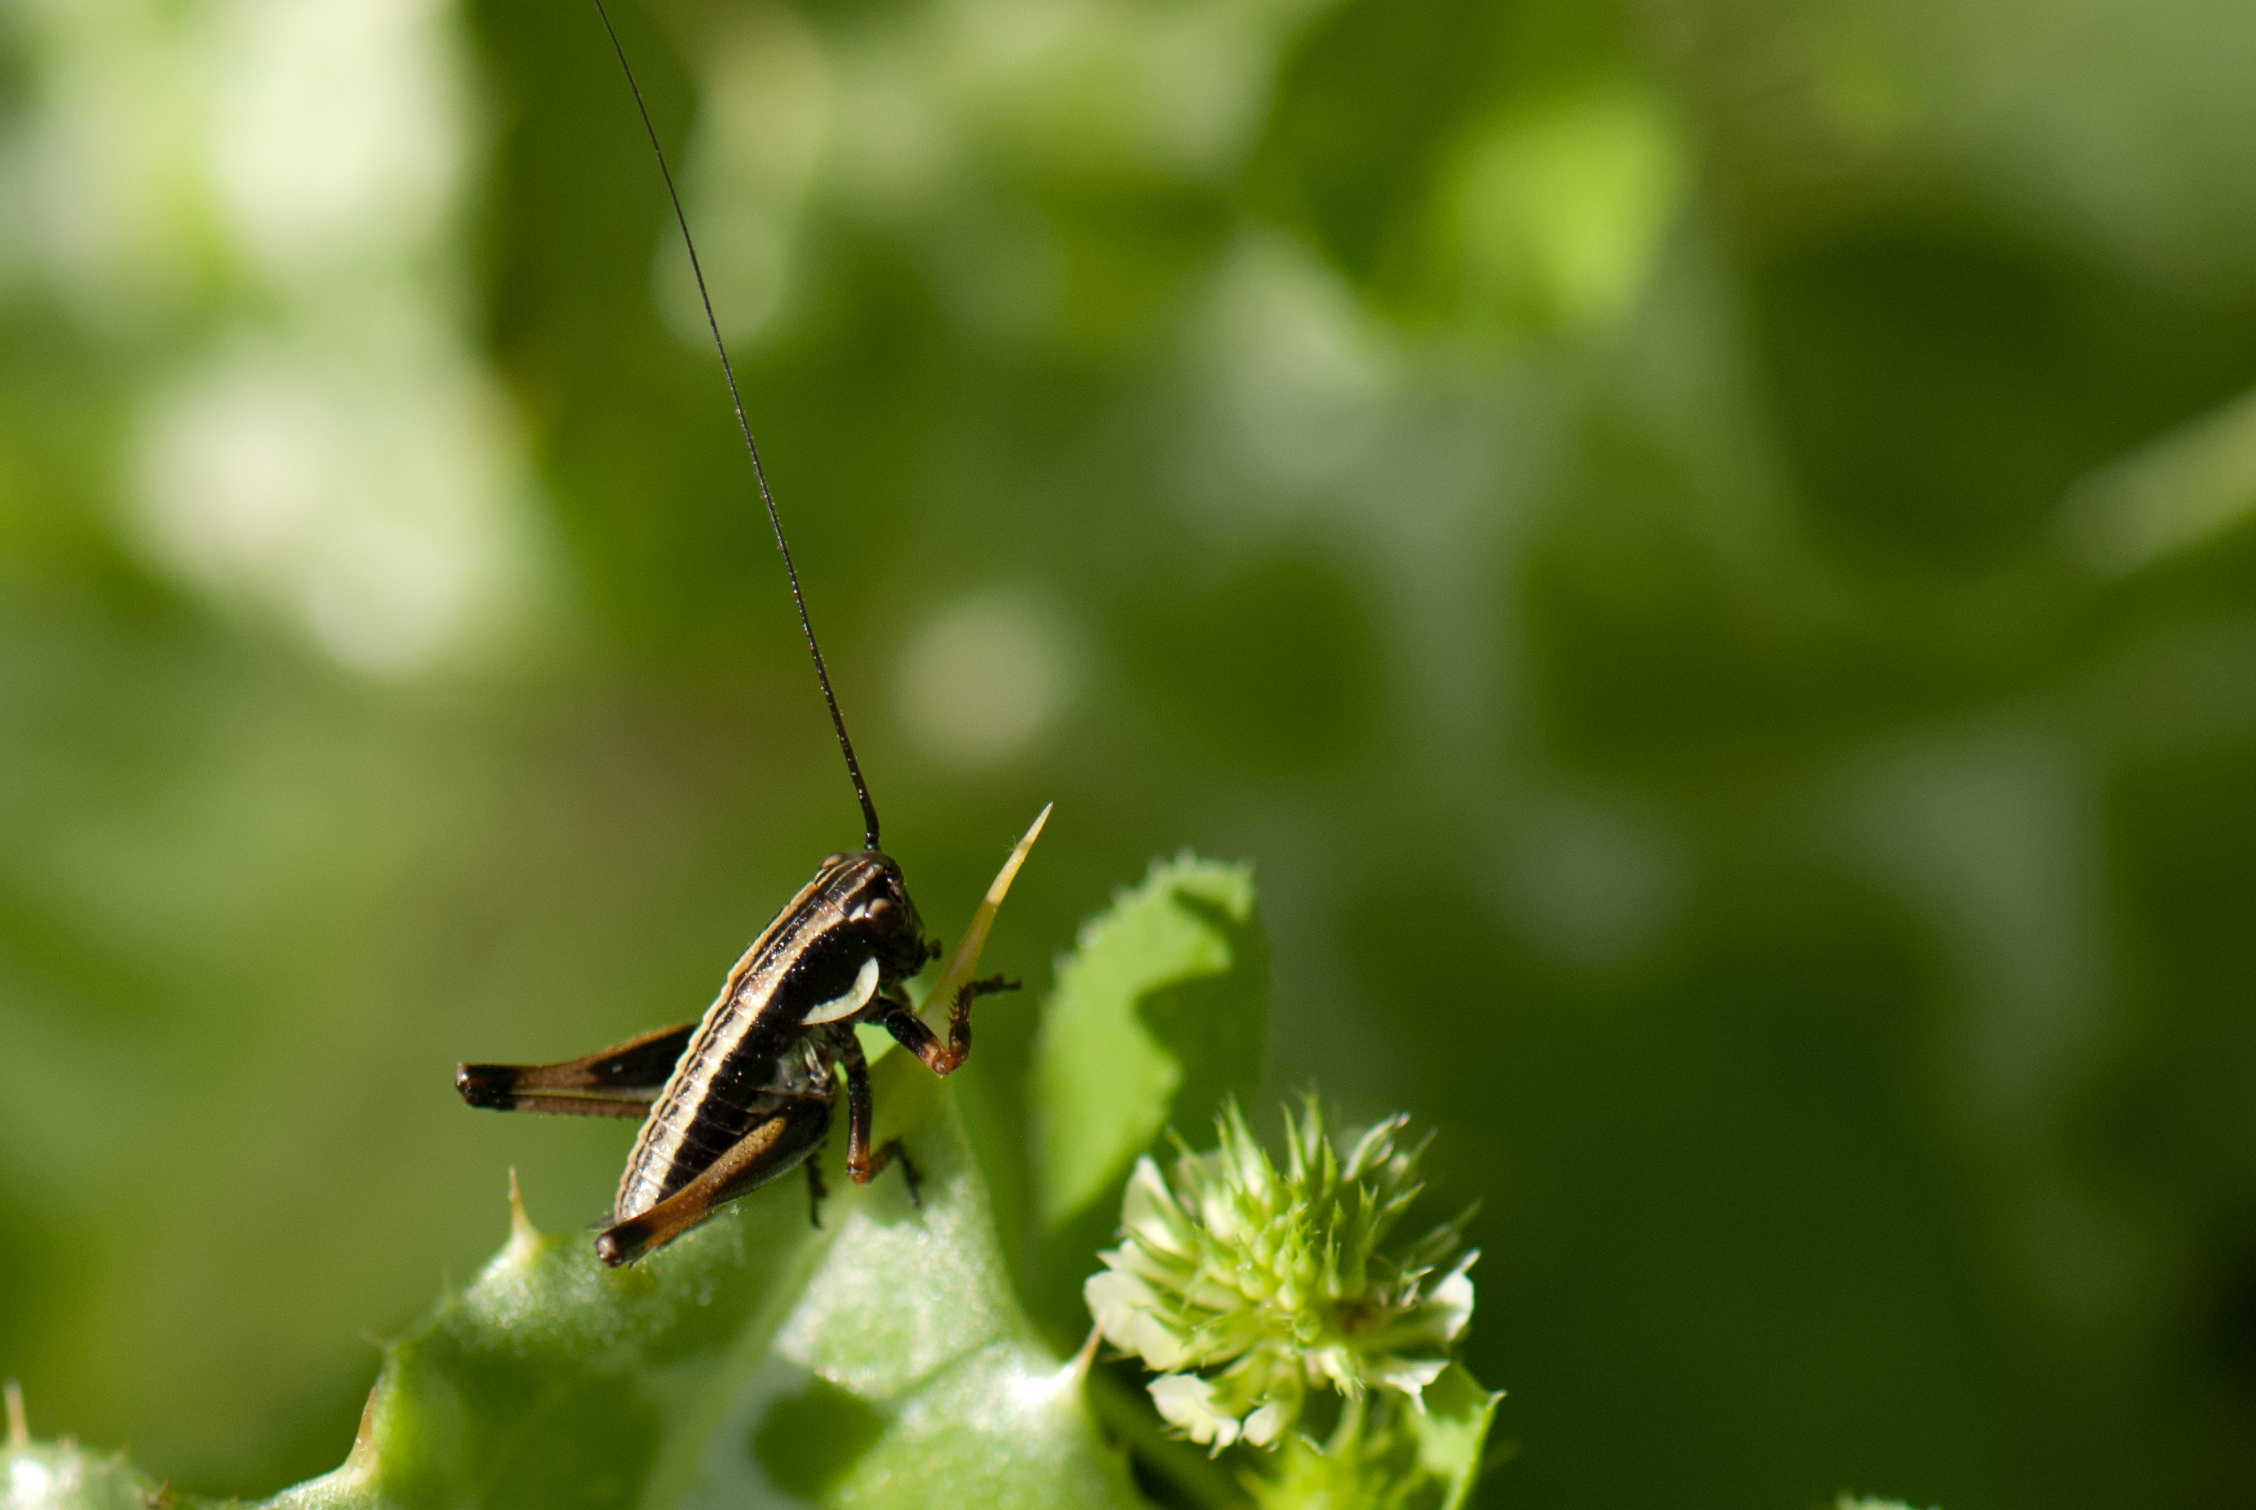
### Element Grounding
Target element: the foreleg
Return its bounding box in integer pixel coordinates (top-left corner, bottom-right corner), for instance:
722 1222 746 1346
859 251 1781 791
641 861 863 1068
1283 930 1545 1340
879 975 1017 1076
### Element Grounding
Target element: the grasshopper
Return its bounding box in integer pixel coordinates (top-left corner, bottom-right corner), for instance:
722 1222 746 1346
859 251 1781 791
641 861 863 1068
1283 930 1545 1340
456 1 1047 1267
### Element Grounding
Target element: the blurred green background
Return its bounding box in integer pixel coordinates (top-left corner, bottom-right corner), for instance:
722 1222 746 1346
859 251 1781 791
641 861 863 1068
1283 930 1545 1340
4 0 2256 1504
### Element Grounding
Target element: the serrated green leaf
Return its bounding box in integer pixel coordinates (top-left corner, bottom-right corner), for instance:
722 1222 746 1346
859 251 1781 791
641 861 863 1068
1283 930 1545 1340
1027 855 1268 1342
2 1048 1142 1510
1032 855 1267 1235
277 1056 1138 1510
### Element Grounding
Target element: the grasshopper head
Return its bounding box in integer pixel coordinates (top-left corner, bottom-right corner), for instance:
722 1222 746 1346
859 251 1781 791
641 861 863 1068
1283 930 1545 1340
841 850 930 979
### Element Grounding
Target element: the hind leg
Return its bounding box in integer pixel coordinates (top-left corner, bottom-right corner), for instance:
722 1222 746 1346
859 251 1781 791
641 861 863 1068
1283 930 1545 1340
457 1021 695 1117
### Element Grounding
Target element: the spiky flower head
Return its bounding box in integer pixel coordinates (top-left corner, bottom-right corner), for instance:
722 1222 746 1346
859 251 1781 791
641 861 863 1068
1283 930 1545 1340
1085 1097 1475 1453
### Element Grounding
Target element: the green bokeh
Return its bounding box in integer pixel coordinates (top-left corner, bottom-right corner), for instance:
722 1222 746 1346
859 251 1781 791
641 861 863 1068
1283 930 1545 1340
4 0 2256 1505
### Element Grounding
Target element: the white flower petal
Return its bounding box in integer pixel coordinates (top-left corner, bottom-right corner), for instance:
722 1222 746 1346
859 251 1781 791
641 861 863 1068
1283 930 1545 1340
1240 1401 1289 1447
1309 1344 1361 1395
1149 1374 1241 1452
1114 1241 1189 1287
1430 1256 1476 1343
1084 1271 1162 1349
1370 1355 1448 1405
1131 1311 1192 1372
1121 1156 1194 1255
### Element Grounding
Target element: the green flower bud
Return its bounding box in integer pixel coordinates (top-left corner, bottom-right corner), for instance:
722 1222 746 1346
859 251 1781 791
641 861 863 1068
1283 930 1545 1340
1085 1097 1475 1454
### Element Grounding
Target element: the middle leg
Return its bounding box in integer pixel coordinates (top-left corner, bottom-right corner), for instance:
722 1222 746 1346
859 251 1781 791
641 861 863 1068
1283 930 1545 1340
839 1032 921 1204
804 1145 828 1229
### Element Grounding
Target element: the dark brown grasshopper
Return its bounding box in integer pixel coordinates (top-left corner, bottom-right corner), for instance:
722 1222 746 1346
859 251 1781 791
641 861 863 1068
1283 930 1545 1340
456 1 1048 1267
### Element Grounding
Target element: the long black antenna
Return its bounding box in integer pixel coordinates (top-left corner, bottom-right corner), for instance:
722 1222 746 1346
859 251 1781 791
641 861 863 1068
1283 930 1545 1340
592 0 883 852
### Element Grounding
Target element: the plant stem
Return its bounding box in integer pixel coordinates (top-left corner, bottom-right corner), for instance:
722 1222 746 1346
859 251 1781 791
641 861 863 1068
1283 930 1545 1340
1325 1388 1367 1456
